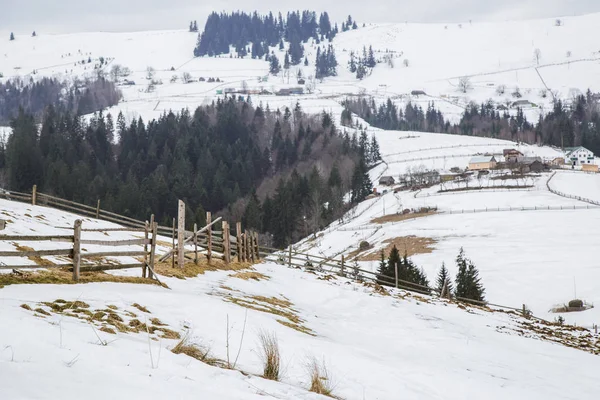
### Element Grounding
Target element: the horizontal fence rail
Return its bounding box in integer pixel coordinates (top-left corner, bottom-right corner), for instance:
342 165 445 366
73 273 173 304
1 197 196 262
259 245 548 321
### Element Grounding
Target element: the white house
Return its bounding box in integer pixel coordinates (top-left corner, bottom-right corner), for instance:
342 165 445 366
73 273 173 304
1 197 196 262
565 147 595 166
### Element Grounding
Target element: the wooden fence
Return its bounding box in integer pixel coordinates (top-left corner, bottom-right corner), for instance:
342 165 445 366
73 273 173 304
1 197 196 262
259 245 542 319
0 219 159 281
1 185 179 237
158 212 261 267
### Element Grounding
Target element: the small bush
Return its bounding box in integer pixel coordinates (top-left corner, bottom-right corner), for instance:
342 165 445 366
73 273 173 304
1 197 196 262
568 299 584 308
258 331 280 381
307 357 335 397
555 316 565 325
172 334 216 364
359 241 371 251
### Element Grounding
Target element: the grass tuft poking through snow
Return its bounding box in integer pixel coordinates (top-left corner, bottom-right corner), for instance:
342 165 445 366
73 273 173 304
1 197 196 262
0 269 163 288
258 330 281 381
172 333 224 367
153 259 253 279
307 357 336 398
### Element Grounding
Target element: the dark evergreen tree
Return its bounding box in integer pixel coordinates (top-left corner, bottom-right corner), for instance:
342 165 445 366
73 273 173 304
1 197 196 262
436 263 453 298
367 46 377 68
454 248 485 302
32 31 37 37
10 32 15 41
350 158 372 203
284 52 290 69
304 56 309 66
269 55 281 75
369 135 381 164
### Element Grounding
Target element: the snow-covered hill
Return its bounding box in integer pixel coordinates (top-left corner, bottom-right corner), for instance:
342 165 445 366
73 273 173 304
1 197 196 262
2 13 600 126
1 215 600 400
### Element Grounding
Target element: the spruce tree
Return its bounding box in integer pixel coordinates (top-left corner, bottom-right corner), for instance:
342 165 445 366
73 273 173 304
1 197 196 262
367 46 376 68
284 52 290 69
279 39 284 50
32 31 37 37
454 248 485 302
269 55 281 75
304 56 309 66
436 263 453 298
349 51 357 73
189 21 194 32
10 32 15 41
370 135 381 163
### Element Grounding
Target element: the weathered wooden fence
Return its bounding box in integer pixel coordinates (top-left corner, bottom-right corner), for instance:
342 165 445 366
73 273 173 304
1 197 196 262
0 219 159 281
259 245 544 320
158 211 260 268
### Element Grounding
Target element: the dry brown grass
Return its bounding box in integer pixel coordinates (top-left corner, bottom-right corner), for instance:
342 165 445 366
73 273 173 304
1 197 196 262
132 303 150 313
370 211 436 225
357 236 437 261
13 244 57 267
258 330 281 381
307 357 335 397
0 268 164 288
23 299 181 340
172 334 224 367
153 259 253 279
222 294 315 336
20 304 32 311
229 271 270 281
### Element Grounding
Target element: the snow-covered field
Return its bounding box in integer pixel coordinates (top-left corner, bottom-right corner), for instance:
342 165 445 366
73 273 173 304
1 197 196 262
2 261 600 400
295 128 600 330
2 13 600 126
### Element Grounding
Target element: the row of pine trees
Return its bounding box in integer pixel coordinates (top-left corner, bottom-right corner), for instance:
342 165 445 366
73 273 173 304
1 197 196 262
377 246 485 302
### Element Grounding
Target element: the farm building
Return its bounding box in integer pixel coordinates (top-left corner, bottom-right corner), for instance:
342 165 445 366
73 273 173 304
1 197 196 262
565 147 595 166
503 149 524 163
511 100 536 108
551 157 565 166
379 176 396 186
411 90 426 96
468 156 497 170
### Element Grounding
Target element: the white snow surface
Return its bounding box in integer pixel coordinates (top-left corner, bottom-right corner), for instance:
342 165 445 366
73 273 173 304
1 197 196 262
2 13 600 125
2 263 600 400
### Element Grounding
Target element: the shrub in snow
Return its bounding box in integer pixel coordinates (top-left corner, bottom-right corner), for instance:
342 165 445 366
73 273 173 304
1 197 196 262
568 299 584 308
359 241 370 251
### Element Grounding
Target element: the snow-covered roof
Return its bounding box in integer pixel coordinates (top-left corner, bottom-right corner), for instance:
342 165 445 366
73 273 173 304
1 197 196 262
469 156 496 163
566 146 593 157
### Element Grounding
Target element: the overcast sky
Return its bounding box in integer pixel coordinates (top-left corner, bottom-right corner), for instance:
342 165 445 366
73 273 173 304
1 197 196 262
2 0 599 34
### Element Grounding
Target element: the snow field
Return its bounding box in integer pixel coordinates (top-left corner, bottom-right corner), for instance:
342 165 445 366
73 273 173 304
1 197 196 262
2 262 600 400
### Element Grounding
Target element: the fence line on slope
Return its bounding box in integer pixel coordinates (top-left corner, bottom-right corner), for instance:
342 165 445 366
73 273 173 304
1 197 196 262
546 172 600 206
384 142 510 158
0 219 159 281
258 244 545 321
336 204 599 232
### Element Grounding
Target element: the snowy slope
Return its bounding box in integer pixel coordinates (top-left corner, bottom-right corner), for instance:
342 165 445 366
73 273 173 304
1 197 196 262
2 262 600 400
2 13 600 126
294 127 600 330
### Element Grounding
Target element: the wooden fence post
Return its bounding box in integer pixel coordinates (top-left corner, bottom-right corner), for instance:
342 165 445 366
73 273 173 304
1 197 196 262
148 222 157 279
96 199 101 219
32 185 37 206
193 223 198 264
171 218 176 269
236 222 243 263
395 262 399 289
244 233 249 262
143 220 149 278
222 221 231 264
288 245 292 267
254 232 258 261
72 219 82 281
206 212 212 264
249 231 255 263
340 255 345 276
177 200 185 269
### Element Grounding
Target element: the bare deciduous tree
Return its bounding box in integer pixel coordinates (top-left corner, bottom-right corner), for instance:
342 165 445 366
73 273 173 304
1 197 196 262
458 76 472 93
533 48 542 65
182 72 193 84
146 66 156 81
495 84 506 96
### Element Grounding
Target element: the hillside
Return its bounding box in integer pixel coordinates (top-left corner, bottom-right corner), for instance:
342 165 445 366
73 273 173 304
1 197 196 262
1 13 600 127
1 196 599 399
